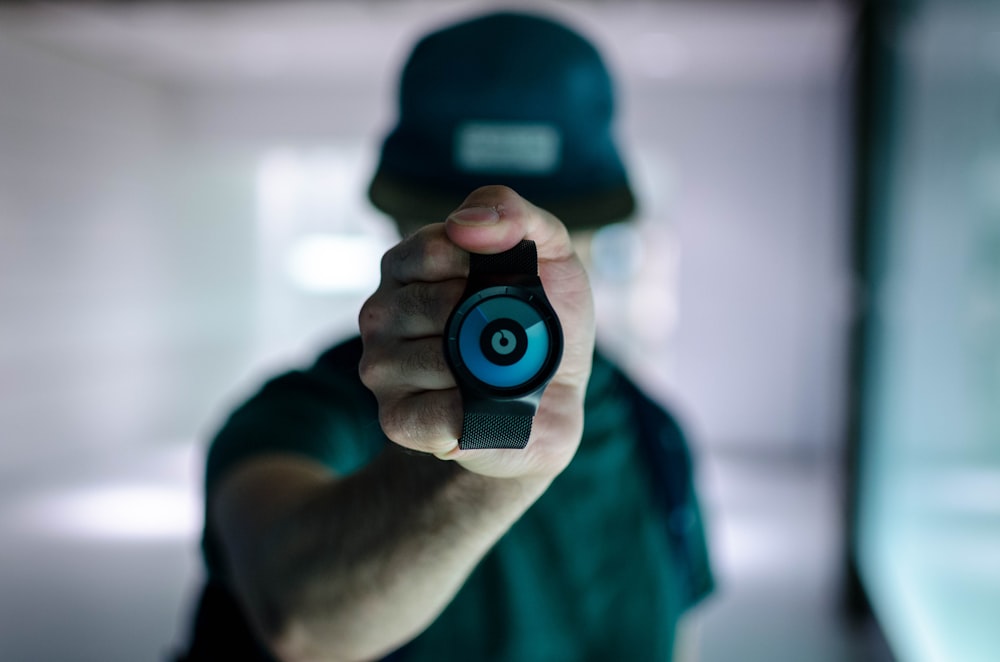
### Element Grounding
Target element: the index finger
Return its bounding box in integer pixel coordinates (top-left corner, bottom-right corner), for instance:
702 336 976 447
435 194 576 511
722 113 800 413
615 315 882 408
382 222 470 285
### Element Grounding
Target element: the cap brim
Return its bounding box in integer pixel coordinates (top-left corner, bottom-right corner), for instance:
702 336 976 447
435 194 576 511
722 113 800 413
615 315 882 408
368 170 636 230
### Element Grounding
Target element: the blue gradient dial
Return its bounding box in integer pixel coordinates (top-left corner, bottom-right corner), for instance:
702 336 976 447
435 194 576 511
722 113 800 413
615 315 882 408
458 296 551 388
445 281 562 398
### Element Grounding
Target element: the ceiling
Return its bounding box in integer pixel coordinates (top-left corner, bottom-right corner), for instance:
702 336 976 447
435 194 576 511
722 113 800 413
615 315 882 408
0 1 851 87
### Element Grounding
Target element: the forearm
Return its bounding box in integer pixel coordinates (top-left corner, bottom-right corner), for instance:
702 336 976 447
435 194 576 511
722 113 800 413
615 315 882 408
236 446 552 661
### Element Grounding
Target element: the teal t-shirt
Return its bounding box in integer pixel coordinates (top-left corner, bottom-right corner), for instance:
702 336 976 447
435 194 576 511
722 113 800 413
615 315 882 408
201 336 710 661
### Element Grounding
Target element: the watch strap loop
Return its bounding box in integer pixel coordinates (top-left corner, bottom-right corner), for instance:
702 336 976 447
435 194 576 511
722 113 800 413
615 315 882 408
469 240 537 276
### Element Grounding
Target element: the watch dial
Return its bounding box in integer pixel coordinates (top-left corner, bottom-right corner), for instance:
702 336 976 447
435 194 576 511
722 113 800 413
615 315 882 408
457 296 551 388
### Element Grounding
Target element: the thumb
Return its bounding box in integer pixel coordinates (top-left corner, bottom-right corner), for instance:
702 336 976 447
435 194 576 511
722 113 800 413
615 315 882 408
444 185 574 263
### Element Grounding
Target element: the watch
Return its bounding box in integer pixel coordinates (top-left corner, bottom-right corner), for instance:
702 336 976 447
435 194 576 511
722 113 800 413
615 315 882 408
443 240 564 450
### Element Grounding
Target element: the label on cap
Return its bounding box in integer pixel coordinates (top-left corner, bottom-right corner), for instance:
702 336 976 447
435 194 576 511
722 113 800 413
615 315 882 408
455 122 561 175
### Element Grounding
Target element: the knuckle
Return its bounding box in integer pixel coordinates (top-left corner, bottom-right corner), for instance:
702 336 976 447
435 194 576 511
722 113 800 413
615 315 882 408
378 396 454 452
414 231 456 276
358 292 388 336
357 348 388 389
381 226 455 283
381 243 402 275
378 404 415 446
395 280 462 330
357 352 375 388
377 406 402 443
420 233 450 265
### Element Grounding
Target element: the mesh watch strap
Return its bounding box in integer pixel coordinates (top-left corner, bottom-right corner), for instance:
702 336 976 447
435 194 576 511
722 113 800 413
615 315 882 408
459 412 534 449
458 240 538 450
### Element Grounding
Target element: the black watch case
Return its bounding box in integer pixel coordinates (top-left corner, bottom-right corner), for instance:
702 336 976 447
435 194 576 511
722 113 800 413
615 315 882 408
444 275 564 419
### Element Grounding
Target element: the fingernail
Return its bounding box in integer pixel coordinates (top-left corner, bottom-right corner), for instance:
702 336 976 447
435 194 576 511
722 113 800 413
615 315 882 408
449 206 500 225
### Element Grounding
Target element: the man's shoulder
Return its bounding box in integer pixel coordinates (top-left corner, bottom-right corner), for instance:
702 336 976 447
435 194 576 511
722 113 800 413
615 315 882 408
213 335 367 431
589 348 684 431
252 335 367 402
313 335 364 375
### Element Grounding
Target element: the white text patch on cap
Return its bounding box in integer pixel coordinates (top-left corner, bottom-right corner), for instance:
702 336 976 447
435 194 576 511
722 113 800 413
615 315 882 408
455 122 561 175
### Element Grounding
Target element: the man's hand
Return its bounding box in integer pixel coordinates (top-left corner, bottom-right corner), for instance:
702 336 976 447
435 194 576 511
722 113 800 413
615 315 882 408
359 185 595 480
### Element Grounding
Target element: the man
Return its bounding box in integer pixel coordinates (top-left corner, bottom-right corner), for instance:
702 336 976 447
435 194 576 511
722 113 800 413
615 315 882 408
180 10 711 662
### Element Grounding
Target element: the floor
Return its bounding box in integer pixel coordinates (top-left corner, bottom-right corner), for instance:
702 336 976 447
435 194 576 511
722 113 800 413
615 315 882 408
691 449 894 662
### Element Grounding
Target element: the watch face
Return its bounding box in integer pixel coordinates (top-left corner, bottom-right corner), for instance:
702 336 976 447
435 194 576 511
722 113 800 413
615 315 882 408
446 286 562 394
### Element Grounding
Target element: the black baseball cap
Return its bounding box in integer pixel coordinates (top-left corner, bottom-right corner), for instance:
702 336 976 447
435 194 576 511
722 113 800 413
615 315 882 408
368 11 636 229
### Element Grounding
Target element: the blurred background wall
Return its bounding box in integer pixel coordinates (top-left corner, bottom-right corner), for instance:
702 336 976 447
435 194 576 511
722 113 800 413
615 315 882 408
0 0 958 660
0 0 852 463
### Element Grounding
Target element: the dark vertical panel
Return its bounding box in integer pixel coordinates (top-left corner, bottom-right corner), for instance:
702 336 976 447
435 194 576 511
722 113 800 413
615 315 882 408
841 0 911 624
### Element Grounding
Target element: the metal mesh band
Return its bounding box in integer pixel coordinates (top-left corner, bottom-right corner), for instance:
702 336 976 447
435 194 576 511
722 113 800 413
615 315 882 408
459 412 534 449
469 240 537 276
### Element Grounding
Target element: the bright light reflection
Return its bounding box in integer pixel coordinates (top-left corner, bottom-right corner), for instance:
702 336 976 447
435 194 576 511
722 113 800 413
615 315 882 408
286 233 384 293
20 484 200 541
716 515 800 579
255 148 394 296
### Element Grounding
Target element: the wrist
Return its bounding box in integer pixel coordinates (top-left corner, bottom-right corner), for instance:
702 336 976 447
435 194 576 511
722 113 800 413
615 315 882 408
383 442 554 502
405 452 550 519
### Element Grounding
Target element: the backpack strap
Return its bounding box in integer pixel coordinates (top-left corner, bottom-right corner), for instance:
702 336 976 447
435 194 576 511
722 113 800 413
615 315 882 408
613 369 714 610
